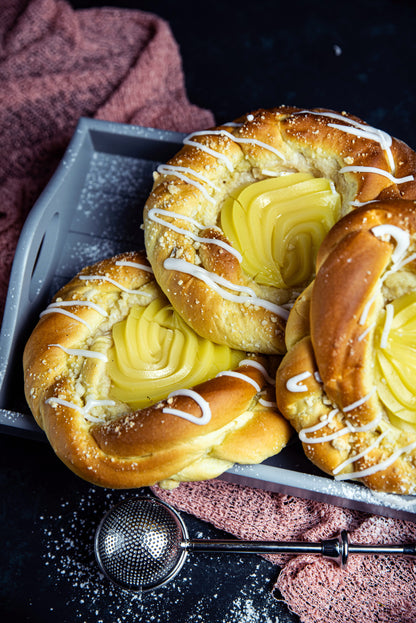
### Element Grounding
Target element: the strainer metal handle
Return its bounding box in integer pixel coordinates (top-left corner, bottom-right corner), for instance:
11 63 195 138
186 530 416 567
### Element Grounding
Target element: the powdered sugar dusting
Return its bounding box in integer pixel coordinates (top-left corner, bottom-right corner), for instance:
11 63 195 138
36 487 296 622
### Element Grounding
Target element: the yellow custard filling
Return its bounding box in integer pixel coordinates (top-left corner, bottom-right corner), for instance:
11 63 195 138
107 298 245 409
375 293 416 431
220 172 341 288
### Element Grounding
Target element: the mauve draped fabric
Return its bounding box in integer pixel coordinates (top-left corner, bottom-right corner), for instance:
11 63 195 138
153 481 416 623
0 0 214 318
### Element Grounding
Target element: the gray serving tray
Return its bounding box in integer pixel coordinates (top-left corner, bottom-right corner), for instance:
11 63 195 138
1 117 415 522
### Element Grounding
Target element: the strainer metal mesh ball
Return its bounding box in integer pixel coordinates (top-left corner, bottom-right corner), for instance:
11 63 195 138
94 497 189 592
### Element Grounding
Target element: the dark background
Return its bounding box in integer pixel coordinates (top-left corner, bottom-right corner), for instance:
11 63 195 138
1 1 416 622
72 0 416 146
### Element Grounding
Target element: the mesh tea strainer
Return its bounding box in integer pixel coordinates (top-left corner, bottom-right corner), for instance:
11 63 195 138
94 496 416 593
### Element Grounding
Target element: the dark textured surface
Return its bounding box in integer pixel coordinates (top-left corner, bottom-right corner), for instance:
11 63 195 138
1 1 416 621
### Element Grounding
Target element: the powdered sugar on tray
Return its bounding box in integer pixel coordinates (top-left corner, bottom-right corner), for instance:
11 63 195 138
36 487 294 623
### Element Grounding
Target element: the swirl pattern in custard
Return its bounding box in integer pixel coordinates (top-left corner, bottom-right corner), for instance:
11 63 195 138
375 292 416 432
107 298 245 409
220 172 341 288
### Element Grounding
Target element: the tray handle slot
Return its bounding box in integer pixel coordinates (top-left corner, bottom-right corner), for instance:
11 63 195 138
28 211 61 303
0 207 66 407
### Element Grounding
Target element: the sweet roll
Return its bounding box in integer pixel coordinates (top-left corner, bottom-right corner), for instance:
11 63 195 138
144 106 416 355
23 252 292 489
276 200 416 494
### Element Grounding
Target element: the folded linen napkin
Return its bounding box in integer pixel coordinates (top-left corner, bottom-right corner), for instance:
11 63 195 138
0 0 214 319
2 3 415 622
152 481 416 623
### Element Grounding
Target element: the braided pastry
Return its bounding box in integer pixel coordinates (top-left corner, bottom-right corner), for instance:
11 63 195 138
276 199 416 494
144 106 416 355
23 252 291 489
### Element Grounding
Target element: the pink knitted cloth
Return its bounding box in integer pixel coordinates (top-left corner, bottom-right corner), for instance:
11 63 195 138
0 0 214 319
153 481 416 623
2 2 416 622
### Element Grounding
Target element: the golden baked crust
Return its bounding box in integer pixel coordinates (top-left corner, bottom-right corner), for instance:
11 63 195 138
276 199 416 494
144 106 416 355
23 251 292 489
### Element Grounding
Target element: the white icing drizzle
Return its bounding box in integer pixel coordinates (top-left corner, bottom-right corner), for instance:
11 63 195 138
345 411 382 433
332 431 388 475
299 408 339 442
216 370 262 392
378 251 416 289
260 169 281 177
359 224 410 327
78 274 152 296
327 122 395 172
295 110 395 171
162 362 269 426
40 307 93 330
258 392 277 408
163 257 290 319
45 396 115 423
183 128 284 171
358 322 376 342
314 370 323 384
392 250 416 271
158 163 221 189
216 129 284 159
81 397 116 421
49 343 108 362
359 291 378 325
298 391 380 445
339 165 414 185
286 371 312 392
342 388 377 413
300 412 382 444
40 298 109 331
371 224 410 264
183 131 235 171
45 396 79 410
148 207 243 261
350 199 379 208
349 225 411 336
299 407 375 444
157 163 220 203
43 300 108 316
328 121 392 149
329 180 338 196
162 388 211 425
238 359 276 385
380 303 394 349
165 258 256 295
300 425 351 444
150 206 204 230
115 260 154 273
334 440 416 481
